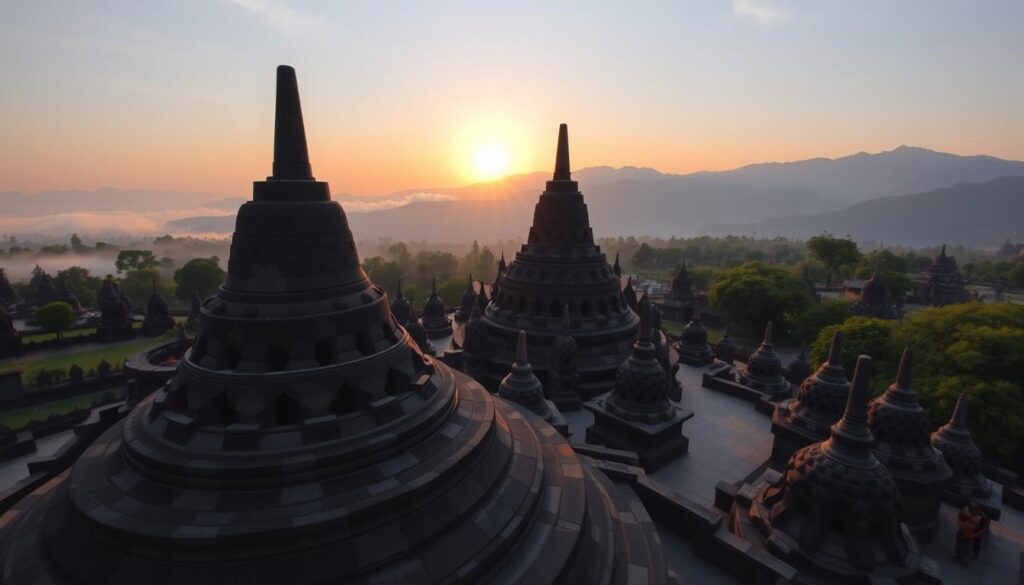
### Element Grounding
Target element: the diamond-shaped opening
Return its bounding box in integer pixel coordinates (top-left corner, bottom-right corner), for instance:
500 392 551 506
217 344 241 370
385 368 410 397
270 392 300 425
268 345 289 371
314 341 335 367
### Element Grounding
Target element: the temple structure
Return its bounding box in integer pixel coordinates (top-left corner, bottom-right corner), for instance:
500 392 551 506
404 302 435 356
143 281 176 336
770 331 849 464
915 244 970 306
713 325 736 365
460 303 490 380
546 307 581 409
0 305 20 358
851 260 898 319
623 275 639 311
867 347 953 540
676 302 714 367
738 321 791 400
584 297 690 471
53 280 84 314
96 275 133 341
931 393 1001 519
497 330 568 435
188 289 202 325
784 345 812 386
723 356 940 584
0 66 677 585
453 273 477 323
419 277 452 338
476 124 641 405
389 278 411 324
659 261 696 322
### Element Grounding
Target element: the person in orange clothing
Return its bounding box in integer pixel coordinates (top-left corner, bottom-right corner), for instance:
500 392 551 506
955 505 984 564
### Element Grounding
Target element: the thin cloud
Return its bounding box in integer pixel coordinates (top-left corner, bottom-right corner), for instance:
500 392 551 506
343 192 457 213
732 0 789 24
226 0 326 34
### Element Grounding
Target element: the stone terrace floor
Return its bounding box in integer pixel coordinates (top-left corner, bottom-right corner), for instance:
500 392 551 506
565 361 1024 585
1 355 1020 583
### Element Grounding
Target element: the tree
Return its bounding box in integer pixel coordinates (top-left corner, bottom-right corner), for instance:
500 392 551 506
809 303 1024 466
174 257 226 300
70 233 90 254
0 267 15 302
54 266 102 308
34 302 77 343
806 233 861 286
708 262 813 333
793 298 851 343
116 250 158 275
809 317 899 389
123 268 163 305
362 257 401 295
631 243 657 269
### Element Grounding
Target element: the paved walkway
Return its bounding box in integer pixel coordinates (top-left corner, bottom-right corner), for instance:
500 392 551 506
0 430 75 489
565 360 1024 584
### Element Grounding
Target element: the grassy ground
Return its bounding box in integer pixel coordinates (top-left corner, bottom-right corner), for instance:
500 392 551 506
20 321 144 343
0 337 165 386
0 389 123 429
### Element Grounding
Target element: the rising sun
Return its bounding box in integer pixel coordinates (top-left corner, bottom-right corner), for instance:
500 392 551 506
473 143 510 180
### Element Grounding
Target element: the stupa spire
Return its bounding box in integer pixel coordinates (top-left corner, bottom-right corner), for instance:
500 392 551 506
826 354 875 456
827 330 844 366
553 123 571 180
271 65 312 180
515 327 528 366
895 345 913 390
763 321 773 345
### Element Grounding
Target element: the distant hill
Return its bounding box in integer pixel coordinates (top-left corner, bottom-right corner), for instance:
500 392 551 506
694 145 1024 206
169 176 826 241
699 176 1024 247
11 146 1024 244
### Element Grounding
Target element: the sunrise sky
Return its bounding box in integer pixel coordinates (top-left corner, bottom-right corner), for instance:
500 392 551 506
2 0 1022 197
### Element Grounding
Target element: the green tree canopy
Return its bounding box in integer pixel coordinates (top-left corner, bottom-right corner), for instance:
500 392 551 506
173 257 226 300
34 301 77 342
708 261 813 333
806 233 861 286
631 243 658 269
809 303 1024 464
54 266 102 308
793 298 851 343
116 250 158 275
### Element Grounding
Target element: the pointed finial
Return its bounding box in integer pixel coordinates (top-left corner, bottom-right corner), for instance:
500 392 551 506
613 253 621 276
693 300 702 321
763 321 773 345
271 65 312 180
639 296 652 343
895 345 913 389
467 273 474 291
950 392 969 428
396 277 404 299
940 243 947 257
626 275 633 288
516 329 528 366
477 280 489 307
553 123 571 180
431 276 437 295
828 355 875 452
827 330 844 366
562 303 571 329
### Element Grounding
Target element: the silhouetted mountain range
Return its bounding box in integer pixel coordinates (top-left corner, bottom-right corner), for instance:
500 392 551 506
6 146 1023 245
699 176 1024 247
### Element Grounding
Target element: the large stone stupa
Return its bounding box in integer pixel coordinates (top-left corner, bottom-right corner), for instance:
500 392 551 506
0 66 676 585
478 124 640 405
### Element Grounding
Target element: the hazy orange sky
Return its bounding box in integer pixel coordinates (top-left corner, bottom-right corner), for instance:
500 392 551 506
2 1 1022 197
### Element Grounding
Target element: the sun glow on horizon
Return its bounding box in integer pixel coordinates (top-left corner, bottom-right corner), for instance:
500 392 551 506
472 143 511 181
